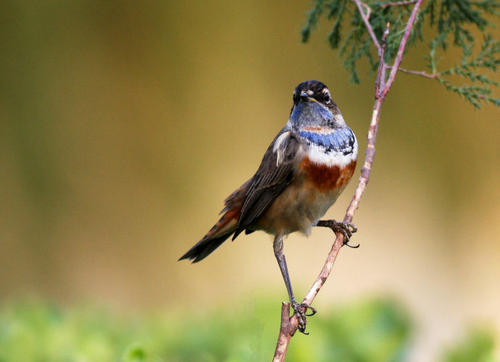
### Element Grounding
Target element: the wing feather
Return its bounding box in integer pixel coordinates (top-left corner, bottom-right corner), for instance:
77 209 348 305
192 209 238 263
233 130 301 238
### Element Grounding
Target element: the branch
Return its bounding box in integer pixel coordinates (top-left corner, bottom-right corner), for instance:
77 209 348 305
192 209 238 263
383 0 424 97
272 302 294 362
397 67 441 79
376 23 391 96
272 0 424 360
352 0 381 54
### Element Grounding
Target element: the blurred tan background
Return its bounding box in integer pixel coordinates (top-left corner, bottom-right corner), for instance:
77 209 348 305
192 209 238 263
0 1 499 361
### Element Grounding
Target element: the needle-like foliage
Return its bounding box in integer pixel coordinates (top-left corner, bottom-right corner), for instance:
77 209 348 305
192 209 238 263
302 0 499 108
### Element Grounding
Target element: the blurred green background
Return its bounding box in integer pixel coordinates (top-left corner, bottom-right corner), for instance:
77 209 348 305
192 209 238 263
0 0 499 361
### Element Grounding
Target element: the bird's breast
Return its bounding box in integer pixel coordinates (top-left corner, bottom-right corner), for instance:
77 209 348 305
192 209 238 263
253 153 356 236
251 126 357 236
298 155 357 194
298 126 358 169
299 126 356 155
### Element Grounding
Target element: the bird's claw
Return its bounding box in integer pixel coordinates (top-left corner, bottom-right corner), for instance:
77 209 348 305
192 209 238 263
317 220 359 248
291 301 317 334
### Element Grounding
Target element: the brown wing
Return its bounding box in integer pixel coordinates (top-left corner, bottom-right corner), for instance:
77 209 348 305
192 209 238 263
179 130 301 262
233 130 301 238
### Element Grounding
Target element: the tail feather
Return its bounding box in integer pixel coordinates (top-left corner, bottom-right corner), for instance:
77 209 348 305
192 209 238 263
180 179 251 263
179 209 239 263
178 232 232 263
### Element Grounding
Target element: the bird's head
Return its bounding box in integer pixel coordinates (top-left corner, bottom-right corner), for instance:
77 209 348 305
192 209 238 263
289 80 346 129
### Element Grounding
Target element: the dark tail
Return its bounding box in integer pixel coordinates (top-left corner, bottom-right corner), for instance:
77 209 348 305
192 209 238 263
180 179 251 263
178 232 233 263
178 208 239 263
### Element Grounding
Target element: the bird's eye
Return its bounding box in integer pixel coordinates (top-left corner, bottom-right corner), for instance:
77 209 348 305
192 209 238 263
323 94 331 103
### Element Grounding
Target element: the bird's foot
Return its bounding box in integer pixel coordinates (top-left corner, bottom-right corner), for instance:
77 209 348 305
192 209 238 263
291 301 317 334
316 220 359 248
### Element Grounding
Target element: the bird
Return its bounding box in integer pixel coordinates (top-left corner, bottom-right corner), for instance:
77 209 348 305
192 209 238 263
179 80 358 333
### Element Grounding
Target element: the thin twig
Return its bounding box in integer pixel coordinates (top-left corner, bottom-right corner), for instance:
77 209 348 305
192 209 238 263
383 0 424 97
376 23 391 97
352 0 381 53
272 1 424 360
397 67 441 79
380 0 417 8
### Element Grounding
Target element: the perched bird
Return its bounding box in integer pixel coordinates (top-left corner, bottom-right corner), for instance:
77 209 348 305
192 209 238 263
179 80 358 332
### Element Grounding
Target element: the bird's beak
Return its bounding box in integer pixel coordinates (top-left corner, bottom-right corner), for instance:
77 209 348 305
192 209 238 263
300 91 319 103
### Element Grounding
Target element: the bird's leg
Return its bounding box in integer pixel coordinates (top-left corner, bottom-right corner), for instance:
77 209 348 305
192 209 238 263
316 220 359 248
273 234 316 334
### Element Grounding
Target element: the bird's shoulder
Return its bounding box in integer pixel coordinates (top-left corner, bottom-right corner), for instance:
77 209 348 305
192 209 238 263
233 128 303 237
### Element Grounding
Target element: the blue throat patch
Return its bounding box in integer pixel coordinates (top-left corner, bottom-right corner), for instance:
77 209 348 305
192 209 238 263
299 127 355 155
290 102 333 125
